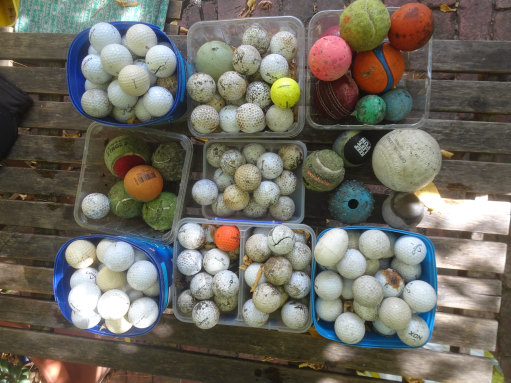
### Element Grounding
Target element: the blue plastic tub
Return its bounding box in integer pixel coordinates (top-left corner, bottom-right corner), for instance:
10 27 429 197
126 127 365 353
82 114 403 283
67 21 187 127
311 226 437 348
54 234 172 337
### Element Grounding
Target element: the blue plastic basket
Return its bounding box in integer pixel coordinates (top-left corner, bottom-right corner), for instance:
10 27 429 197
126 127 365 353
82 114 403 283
54 234 172 337
311 226 437 349
67 21 187 127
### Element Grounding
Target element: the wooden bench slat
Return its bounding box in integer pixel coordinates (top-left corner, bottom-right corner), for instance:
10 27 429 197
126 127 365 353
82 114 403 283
0 232 71 261
0 326 386 383
0 167 79 196
21 101 91 130
0 66 67 94
437 275 501 312
432 236 507 274
0 263 53 294
8 135 85 163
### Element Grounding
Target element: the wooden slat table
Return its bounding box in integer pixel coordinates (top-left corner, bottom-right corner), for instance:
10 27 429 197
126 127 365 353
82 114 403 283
0 31 510 383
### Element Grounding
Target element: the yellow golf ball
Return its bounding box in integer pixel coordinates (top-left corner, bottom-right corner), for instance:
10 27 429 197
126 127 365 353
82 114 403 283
270 77 300 108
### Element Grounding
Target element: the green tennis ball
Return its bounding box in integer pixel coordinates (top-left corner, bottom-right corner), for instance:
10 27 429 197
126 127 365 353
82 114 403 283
108 180 143 218
151 142 186 182
302 149 345 192
104 135 152 178
142 192 178 231
339 0 391 52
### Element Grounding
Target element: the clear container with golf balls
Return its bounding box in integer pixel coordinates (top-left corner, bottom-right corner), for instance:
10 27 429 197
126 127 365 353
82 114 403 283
172 218 315 333
306 9 432 130
74 122 192 244
311 226 437 349
186 16 306 138
53 234 173 337
199 139 306 223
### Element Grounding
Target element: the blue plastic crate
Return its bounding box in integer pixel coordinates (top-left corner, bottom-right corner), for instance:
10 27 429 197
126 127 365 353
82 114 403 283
67 21 187 127
311 226 437 348
54 234 172 337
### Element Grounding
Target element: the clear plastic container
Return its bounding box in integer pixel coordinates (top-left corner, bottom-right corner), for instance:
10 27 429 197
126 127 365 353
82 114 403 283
306 9 432 130
186 16 306 138
74 122 193 244
202 139 306 223
311 226 437 348
172 218 315 333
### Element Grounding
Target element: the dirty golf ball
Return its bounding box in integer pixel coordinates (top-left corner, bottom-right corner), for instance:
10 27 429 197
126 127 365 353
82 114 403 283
81 89 112 118
192 179 219 206
270 77 300 109
81 192 110 219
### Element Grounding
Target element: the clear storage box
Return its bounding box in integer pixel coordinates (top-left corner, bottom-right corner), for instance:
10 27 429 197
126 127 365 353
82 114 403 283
186 16 306 138
172 218 315 333
74 122 192 244
202 139 306 223
306 9 432 130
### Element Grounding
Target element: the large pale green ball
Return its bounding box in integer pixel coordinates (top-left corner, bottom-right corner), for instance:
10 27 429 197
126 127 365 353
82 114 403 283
339 0 391 52
195 41 234 81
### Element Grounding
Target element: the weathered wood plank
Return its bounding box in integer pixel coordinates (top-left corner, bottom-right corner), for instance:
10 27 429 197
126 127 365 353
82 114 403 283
0 295 500 359
7 135 85 163
0 167 80 196
166 1 183 20
20 101 91 130
0 200 82 231
0 66 67 94
437 275 502 313
0 326 387 383
0 263 53 294
431 236 507 274
0 232 71 261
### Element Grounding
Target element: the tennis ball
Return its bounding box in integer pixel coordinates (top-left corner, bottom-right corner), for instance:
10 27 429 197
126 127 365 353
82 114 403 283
151 142 186 182
270 77 300 108
104 135 152 178
339 0 391 52
108 180 143 218
124 165 163 202
142 192 178 231
214 225 240 252
302 150 345 192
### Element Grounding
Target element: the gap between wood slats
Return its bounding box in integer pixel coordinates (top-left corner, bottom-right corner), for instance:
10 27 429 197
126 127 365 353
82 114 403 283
0 295 499 353
0 326 387 383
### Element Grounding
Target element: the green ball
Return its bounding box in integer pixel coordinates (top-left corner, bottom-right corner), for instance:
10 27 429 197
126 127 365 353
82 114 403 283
151 142 186 182
355 95 386 125
142 192 178 231
339 0 391 52
104 135 152 178
108 180 143 218
195 41 234 81
302 149 345 192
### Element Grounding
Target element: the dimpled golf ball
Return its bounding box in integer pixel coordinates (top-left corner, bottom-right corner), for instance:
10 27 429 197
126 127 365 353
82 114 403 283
142 86 173 117
89 22 122 53
192 179 219 206
81 192 110 219
103 241 135 272
265 105 294 132
97 289 131 320
242 23 271 55
117 65 151 97
128 297 159 328
134 99 152 122
269 31 298 61
81 89 112 118
125 23 158 56
134 59 157 85
270 77 300 109
112 106 136 123
232 44 262 75
81 54 112 84
107 80 138 109
187 72 217 103
257 152 284 179
127 260 158 291
191 104 220 134
71 310 102 330
217 71 247 102
146 44 177 77
65 239 97 269
236 103 266 133
70 267 98 289
259 53 289 84
68 282 102 315
219 105 240 133
100 43 133 76
245 81 272 109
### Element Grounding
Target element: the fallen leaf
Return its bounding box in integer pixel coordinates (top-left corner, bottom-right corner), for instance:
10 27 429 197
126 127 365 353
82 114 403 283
440 4 456 12
414 182 445 213
298 362 325 370
441 149 454 159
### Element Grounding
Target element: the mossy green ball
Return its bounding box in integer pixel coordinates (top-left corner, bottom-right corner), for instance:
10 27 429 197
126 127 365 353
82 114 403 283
302 149 345 192
108 180 143 218
339 0 391 52
151 142 186 182
142 192 178 231
355 95 386 125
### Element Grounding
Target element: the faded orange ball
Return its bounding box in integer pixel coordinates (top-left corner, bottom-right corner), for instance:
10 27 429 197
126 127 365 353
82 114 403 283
214 225 240 252
389 3 434 52
124 165 163 202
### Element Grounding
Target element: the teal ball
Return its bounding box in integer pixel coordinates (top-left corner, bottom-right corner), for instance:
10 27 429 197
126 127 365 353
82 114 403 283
328 180 374 224
355 95 386 124
382 88 413 122
333 130 373 167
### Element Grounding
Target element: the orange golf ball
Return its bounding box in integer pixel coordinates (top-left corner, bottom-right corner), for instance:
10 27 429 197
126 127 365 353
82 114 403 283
123 165 163 202
214 225 240 251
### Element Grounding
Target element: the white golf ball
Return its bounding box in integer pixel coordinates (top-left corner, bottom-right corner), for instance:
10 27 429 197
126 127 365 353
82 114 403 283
100 43 133 76
105 315 133 334
81 192 110 219
97 289 131 320
117 65 151 97
134 99 152 122
111 106 136 123
127 260 158 291
142 86 173 117
125 23 158 56
128 297 159 328
103 241 135 272
192 179 218 206
81 54 112 84
89 22 121 53
65 239 97 269
70 267 98 289
84 79 108 91
133 59 157 85
68 282 102 315
71 310 102 329
145 45 177 78
107 79 139 109
81 89 112 118
96 238 115 263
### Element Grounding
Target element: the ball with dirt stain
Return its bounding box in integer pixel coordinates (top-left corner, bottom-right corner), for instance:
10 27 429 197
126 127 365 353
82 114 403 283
389 3 434 52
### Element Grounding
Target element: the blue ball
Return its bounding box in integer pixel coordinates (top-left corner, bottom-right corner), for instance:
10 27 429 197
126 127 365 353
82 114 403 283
381 88 413 122
328 180 374 224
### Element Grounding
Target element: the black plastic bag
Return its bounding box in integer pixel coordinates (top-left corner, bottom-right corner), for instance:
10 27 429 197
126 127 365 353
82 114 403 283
0 74 33 161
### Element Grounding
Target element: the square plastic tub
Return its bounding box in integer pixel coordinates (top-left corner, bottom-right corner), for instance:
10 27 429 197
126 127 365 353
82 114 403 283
172 218 315 333
311 226 437 348
202 139 306 223
53 234 172 337
74 122 192 244
306 9 432 130
67 21 187 127
186 16 306 138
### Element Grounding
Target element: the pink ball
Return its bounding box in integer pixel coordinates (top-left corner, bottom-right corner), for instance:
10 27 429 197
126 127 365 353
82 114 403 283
319 25 341 39
308 36 352 82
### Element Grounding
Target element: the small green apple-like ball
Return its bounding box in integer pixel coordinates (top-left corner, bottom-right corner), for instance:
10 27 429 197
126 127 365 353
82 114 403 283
142 192 178 231
339 0 391 52
355 95 386 125
195 41 234 81
302 149 345 192
151 142 186 182
108 180 143 218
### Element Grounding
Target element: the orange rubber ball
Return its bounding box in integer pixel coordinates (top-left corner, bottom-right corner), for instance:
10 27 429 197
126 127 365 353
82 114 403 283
123 165 164 202
389 3 434 52
214 225 240 252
